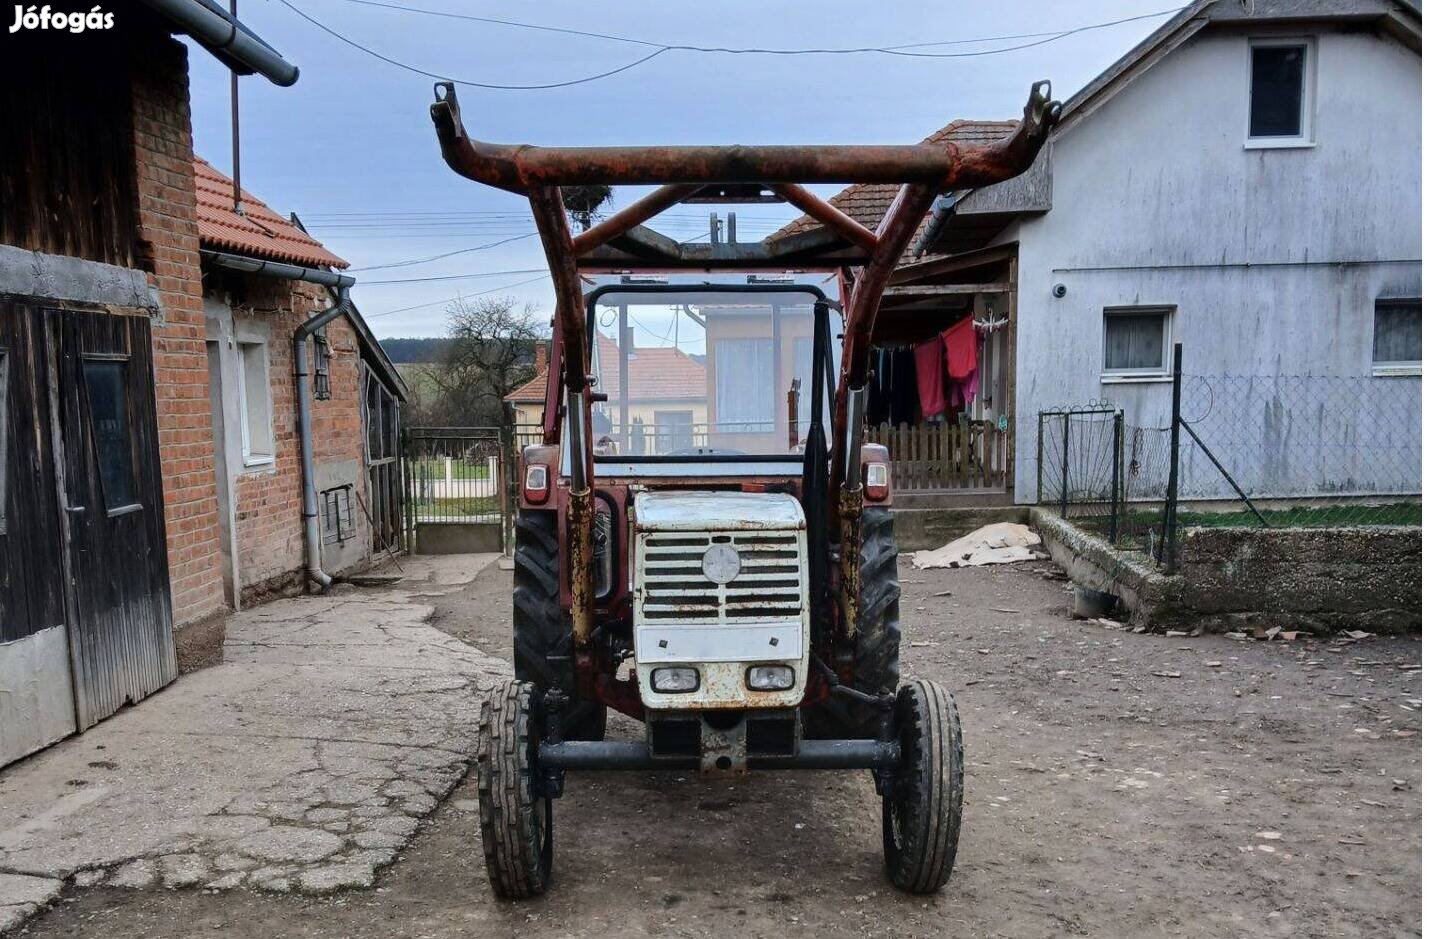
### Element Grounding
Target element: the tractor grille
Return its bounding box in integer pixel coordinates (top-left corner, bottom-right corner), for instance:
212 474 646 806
637 531 805 625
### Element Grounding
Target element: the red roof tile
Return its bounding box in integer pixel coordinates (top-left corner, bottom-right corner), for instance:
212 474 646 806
768 119 1017 253
506 333 706 403
506 367 549 403
194 157 348 270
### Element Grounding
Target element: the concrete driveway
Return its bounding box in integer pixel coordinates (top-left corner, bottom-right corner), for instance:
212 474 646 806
0 555 506 931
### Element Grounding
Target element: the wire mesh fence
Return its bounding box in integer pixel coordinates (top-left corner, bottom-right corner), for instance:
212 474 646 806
1038 368 1422 564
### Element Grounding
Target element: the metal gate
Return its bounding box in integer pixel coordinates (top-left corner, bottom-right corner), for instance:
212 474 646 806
403 427 508 553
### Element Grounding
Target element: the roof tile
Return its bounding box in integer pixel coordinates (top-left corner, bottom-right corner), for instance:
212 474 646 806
768 119 1017 253
506 333 706 403
194 157 348 269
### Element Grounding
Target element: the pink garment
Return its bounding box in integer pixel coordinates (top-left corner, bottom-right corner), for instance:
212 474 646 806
941 316 978 381
961 366 981 405
913 338 947 419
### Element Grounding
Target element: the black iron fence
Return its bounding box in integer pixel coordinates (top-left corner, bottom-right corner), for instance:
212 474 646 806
403 428 506 550
1038 344 1422 568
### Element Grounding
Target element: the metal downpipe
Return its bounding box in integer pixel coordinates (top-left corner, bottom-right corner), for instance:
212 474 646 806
294 286 354 589
203 250 357 591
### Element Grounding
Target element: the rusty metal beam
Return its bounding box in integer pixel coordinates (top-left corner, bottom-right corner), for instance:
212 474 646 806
528 186 588 394
431 80 1060 191
829 182 939 485
572 184 704 255
771 183 879 253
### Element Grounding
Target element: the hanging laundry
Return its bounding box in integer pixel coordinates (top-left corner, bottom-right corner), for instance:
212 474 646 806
941 316 979 382
913 339 947 419
962 364 982 405
865 348 888 426
890 347 919 425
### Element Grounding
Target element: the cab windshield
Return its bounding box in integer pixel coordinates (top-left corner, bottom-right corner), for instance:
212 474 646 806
587 286 838 460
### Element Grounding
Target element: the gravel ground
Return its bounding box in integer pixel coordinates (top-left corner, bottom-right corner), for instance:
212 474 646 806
16 558 1421 938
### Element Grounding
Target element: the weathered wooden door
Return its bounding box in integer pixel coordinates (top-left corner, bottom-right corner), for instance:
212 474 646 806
0 303 75 764
52 309 176 729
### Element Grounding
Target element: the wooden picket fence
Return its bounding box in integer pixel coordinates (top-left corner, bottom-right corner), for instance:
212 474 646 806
868 420 1010 492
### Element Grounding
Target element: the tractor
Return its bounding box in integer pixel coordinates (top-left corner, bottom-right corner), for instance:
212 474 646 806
427 79 1060 898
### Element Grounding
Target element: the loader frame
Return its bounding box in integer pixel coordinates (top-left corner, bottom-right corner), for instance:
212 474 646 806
429 79 1060 749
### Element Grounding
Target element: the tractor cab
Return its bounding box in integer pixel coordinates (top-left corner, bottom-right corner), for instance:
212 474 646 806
428 77 1061 899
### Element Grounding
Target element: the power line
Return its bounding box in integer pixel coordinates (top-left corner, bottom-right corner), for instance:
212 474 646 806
363 266 548 286
343 233 537 271
367 273 552 318
278 0 1184 90
332 0 1185 59
276 0 668 89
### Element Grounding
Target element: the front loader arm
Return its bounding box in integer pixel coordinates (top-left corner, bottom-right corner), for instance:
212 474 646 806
426 78 1061 689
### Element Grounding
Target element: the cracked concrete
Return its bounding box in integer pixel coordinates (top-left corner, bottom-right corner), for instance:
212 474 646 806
0 555 505 926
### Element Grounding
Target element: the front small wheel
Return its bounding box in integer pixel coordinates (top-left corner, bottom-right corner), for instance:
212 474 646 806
478 680 552 899
883 678 964 894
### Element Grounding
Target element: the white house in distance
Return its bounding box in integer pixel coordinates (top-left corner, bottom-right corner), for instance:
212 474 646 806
774 0 1420 508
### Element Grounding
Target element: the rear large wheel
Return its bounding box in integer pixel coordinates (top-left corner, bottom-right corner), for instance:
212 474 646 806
883 678 964 894
477 680 552 899
513 509 606 740
805 506 902 737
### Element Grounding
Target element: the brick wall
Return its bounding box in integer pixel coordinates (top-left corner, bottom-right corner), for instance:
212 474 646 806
129 34 229 628
229 279 370 598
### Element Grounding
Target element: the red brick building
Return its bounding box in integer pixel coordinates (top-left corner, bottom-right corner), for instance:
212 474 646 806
0 4 403 766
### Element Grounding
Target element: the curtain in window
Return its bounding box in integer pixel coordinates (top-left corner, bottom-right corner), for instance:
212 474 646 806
714 338 774 432
1104 313 1166 372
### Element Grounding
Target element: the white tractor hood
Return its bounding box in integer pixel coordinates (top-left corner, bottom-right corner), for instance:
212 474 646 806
632 491 806 532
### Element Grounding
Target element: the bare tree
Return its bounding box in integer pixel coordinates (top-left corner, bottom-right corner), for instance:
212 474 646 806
414 296 544 428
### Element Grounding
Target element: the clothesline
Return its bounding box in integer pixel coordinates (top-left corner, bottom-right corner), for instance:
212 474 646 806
876 316 1009 351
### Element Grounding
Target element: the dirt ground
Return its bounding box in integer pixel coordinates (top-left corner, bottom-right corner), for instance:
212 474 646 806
19 558 1421 938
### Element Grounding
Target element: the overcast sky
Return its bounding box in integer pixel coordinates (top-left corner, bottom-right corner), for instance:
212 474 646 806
184 0 1180 337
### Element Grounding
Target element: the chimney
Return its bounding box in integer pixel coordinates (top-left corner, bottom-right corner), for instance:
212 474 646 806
535 340 548 375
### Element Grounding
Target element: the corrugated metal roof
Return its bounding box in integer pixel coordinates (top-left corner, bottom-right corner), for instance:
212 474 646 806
194 157 347 269
767 119 1017 251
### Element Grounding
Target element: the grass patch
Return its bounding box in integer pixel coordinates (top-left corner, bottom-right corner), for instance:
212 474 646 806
1074 500 1420 540
409 458 492 481
412 495 500 518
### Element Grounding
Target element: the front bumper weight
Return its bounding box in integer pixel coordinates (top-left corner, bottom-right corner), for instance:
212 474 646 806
537 738 900 772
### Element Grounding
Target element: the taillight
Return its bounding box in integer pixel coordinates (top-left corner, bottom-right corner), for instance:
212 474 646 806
864 461 889 501
523 464 549 505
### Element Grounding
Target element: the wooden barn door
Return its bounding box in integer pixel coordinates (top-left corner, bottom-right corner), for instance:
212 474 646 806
0 303 75 765
52 310 176 729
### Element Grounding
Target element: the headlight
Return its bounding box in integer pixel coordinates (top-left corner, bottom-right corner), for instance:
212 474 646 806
651 666 700 694
746 665 795 691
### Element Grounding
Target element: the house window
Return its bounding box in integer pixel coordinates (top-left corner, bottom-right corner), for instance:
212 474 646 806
1102 307 1173 381
237 340 274 465
81 358 139 512
1248 39 1313 146
1373 299 1421 375
714 338 774 433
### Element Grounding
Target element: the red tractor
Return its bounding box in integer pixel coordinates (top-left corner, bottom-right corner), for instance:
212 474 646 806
428 80 1059 898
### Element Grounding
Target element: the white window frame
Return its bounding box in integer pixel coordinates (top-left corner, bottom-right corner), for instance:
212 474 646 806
1101 306 1174 384
1246 37 1316 150
1372 297 1421 378
236 337 275 467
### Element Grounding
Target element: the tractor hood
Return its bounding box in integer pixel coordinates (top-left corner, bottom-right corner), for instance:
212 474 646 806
632 491 805 532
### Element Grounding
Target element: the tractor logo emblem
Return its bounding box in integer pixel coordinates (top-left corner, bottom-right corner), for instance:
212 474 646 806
700 544 742 585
